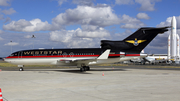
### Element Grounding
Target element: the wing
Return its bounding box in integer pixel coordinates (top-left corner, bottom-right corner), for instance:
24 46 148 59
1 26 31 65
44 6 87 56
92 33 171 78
57 49 111 65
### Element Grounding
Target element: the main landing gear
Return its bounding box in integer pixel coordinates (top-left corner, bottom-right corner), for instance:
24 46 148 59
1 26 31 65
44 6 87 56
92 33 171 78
80 66 90 72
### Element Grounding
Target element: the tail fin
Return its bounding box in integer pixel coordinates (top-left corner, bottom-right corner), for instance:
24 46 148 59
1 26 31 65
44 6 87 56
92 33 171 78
101 27 169 53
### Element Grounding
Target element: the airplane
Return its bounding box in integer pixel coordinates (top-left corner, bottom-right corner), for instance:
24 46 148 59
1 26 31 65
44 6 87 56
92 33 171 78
143 54 168 64
4 27 169 72
129 50 168 65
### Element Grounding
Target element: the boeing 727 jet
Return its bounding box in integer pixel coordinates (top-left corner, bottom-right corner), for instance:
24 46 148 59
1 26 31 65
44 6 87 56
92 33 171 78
4 27 169 72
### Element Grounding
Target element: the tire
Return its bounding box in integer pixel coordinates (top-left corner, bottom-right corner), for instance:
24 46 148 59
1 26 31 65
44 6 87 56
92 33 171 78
80 68 85 72
86 66 90 71
19 67 24 71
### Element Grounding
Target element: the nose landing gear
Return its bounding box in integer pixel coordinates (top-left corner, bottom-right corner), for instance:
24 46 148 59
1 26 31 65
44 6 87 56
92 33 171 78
19 67 24 71
18 65 24 71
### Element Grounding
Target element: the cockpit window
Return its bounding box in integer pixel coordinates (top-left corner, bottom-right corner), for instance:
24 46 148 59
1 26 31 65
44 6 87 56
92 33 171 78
10 54 14 56
9 53 18 56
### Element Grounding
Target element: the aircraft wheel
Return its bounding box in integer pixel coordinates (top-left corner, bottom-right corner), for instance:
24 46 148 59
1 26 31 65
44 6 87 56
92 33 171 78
80 67 86 72
80 68 83 72
166 60 172 64
19 67 24 71
86 66 90 71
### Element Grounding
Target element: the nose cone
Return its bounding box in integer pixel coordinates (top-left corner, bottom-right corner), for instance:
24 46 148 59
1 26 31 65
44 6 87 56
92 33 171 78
171 16 176 29
3 57 10 63
3 58 7 62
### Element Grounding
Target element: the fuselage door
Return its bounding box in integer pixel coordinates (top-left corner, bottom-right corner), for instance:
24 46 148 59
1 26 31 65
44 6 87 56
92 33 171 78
120 52 125 57
18 52 22 58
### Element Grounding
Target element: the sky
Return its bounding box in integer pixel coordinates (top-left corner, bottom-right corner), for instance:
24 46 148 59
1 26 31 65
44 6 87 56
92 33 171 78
0 0 180 57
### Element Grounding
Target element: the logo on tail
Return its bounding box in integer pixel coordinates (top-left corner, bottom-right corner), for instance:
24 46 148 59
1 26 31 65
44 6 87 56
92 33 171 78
125 38 146 46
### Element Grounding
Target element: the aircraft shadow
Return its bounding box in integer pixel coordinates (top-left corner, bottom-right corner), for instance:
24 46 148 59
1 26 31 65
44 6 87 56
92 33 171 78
54 69 92 74
54 68 126 74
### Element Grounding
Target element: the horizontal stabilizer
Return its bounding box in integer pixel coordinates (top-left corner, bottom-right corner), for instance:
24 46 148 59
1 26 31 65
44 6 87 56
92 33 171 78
97 49 110 59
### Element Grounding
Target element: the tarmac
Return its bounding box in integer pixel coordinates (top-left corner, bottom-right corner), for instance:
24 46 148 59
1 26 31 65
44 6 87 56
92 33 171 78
1 66 180 101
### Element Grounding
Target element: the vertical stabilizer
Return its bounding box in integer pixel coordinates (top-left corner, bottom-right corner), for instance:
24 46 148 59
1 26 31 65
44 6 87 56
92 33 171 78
123 27 169 53
101 27 169 53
